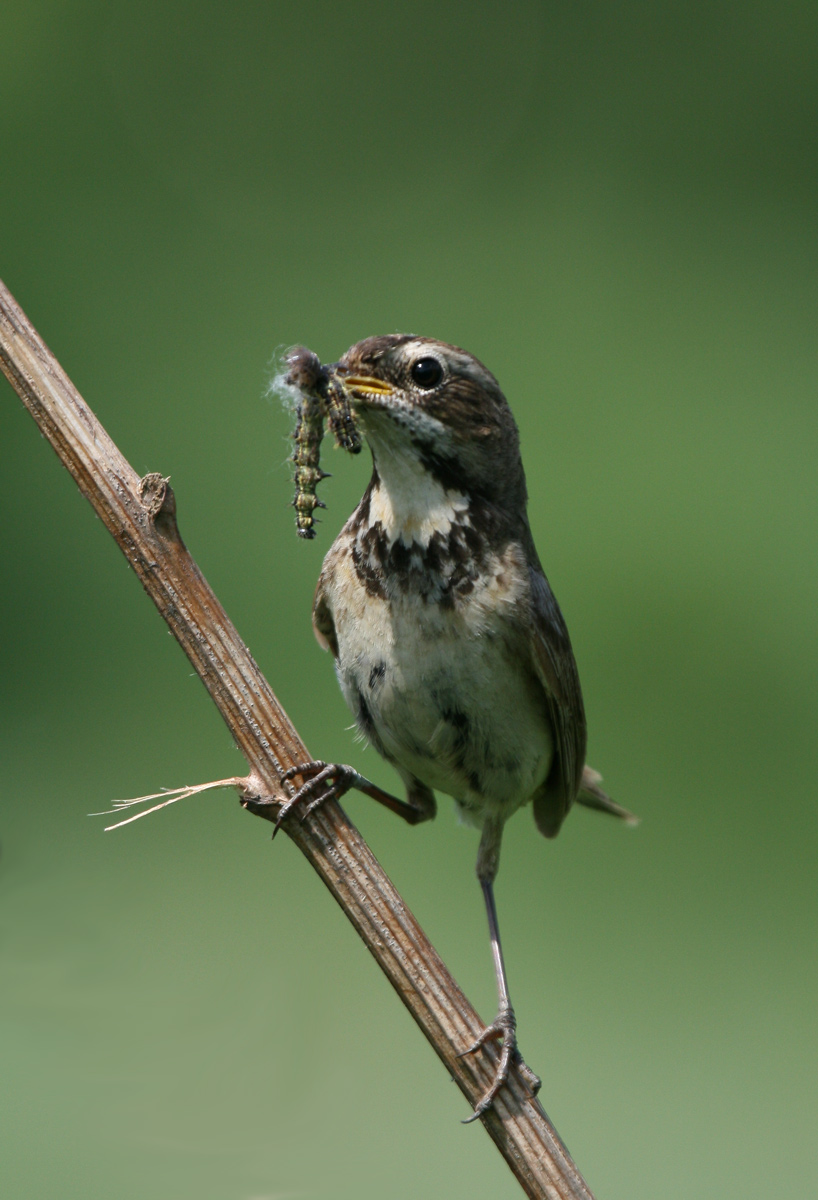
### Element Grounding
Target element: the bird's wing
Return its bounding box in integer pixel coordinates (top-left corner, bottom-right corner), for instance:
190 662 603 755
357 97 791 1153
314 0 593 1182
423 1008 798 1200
527 566 588 838
312 575 339 657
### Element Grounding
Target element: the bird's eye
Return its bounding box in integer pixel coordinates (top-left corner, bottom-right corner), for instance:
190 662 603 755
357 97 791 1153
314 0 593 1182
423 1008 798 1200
410 356 444 389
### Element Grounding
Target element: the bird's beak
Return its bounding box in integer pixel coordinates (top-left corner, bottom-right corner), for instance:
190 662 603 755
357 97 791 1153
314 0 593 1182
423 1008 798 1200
339 374 395 402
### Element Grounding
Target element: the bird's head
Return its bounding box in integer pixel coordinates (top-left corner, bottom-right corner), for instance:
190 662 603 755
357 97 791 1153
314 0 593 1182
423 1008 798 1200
331 335 526 510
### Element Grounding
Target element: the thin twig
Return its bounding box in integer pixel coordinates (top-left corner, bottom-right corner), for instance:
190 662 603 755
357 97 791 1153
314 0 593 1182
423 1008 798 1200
89 778 246 830
0 278 596 1200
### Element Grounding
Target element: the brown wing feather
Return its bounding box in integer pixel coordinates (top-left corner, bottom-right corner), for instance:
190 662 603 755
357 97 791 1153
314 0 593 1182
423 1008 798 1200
312 577 339 657
527 566 587 838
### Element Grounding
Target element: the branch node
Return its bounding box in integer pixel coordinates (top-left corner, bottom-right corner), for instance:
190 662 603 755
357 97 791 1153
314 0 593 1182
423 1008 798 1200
139 471 176 520
239 770 285 815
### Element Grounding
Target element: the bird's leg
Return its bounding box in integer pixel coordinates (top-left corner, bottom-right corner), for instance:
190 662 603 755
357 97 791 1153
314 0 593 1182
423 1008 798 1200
272 762 435 836
460 821 541 1122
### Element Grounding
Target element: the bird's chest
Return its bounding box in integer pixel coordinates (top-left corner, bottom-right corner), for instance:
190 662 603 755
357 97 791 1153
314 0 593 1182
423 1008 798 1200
321 515 553 820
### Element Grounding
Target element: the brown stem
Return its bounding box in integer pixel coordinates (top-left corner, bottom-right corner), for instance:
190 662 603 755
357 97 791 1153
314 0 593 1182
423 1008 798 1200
0 278 596 1200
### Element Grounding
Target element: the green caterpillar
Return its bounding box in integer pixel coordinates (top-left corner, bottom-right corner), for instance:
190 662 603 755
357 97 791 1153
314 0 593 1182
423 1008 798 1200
286 347 361 539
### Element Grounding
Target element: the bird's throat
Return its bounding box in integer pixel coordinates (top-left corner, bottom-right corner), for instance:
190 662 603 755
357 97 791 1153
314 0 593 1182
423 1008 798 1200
367 444 469 550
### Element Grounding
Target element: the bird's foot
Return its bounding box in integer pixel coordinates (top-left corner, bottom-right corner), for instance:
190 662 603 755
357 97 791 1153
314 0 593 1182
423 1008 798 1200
459 1007 541 1123
273 760 363 837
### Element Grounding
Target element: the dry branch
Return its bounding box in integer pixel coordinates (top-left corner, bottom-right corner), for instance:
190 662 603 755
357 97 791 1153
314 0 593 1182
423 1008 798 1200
0 278 596 1200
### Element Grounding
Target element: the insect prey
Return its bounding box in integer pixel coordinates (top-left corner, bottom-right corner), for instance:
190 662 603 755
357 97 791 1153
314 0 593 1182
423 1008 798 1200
285 346 361 539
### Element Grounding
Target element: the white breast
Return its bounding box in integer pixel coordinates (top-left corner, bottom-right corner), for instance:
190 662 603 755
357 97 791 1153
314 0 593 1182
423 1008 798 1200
322 531 553 827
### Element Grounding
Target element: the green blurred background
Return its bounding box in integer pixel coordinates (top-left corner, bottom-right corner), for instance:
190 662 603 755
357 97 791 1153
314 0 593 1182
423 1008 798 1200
2 2 816 1197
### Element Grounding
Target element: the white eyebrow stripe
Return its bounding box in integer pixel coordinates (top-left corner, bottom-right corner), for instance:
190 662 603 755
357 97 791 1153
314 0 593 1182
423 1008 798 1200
395 340 499 395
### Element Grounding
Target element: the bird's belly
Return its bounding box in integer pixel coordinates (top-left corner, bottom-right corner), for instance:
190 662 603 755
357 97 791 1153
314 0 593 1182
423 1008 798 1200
332 589 553 825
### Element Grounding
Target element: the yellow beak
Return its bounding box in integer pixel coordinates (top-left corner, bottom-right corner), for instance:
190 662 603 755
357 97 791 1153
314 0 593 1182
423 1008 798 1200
341 374 394 398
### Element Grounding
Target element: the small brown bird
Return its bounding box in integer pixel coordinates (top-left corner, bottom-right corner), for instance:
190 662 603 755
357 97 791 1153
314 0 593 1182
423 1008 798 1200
279 335 635 1120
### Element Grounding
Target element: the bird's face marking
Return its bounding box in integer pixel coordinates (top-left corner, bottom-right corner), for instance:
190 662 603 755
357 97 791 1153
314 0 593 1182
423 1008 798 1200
333 336 525 505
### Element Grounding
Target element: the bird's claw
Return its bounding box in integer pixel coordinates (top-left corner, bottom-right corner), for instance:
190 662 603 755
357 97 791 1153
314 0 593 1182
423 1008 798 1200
273 760 359 836
458 1008 541 1122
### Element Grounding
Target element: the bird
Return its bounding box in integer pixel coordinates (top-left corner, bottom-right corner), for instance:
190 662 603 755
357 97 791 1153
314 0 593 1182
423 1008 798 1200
277 335 636 1121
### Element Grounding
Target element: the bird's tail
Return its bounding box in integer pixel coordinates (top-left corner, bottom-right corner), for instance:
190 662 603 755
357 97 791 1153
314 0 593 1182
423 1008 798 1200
577 766 639 825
